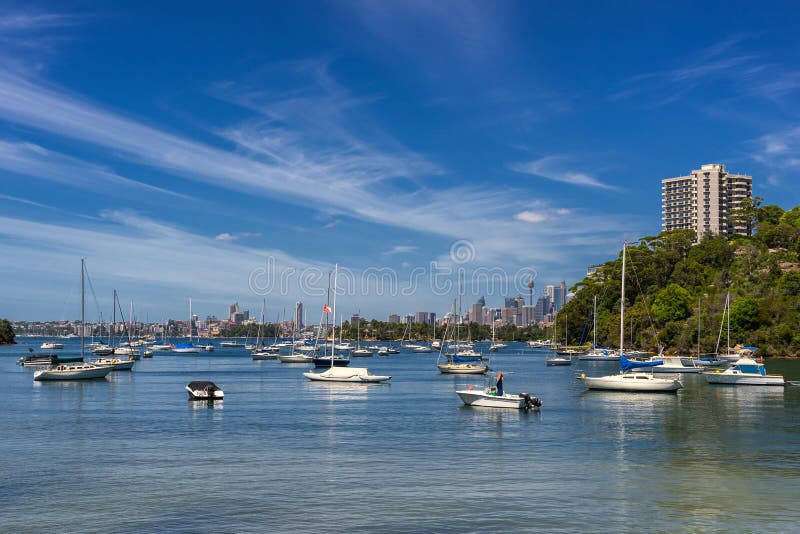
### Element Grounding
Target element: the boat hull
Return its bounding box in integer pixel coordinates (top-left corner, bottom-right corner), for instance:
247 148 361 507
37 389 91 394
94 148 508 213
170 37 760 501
302 372 391 383
582 374 682 392
34 365 113 381
546 358 572 366
437 363 489 375
456 390 525 409
704 373 785 386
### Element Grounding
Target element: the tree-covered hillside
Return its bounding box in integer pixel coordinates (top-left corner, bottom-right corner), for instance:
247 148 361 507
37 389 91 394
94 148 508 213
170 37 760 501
559 204 800 357
0 319 15 344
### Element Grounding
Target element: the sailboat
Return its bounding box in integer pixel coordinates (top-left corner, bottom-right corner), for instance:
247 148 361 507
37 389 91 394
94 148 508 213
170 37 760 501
546 313 573 366
253 299 278 360
277 302 313 363
311 270 350 368
304 265 387 382
172 298 200 353
579 243 683 392
437 298 488 375
488 321 507 352
580 296 621 361
351 314 374 357
34 259 114 381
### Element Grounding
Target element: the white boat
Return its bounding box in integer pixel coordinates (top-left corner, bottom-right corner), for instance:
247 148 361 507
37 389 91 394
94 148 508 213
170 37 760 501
220 340 246 348
411 345 433 353
91 357 134 371
437 362 489 374
40 341 64 350
151 343 173 351
351 316 374 357
200 344 214 351
431 340 442 349
703 356 785 386
113 346 139 356
579 243 682 393
581 369 683 392
578 296 620 361
649 355 700 373
277 353 313 363
377 347 389 356
527 339 553 348
186 381 224 400
546 355 572 366
34 362 113 381
456 374 541 410
488 322 507 352
303 366 391 383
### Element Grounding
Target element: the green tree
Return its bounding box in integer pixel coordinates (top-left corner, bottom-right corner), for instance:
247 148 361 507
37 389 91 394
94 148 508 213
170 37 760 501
729 297 761 332
0 319 15 344
651 284 692 322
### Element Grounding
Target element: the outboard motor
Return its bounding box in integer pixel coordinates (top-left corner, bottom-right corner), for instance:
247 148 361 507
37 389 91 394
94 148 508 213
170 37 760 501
519 393 543 410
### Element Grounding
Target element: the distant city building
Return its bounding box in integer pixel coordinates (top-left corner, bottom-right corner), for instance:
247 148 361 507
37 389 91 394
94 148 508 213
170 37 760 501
228 302 239 322
232 310 249 325
295 301 303 328
414 311 435 325
402 314 415 324
470 297 485 325
388 314 400 324
350 313 362 326
534 295 553 324
544 282 567 313
662 163 753 240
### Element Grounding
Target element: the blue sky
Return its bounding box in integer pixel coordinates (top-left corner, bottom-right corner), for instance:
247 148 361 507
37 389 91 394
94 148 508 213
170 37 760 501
1 1 799 322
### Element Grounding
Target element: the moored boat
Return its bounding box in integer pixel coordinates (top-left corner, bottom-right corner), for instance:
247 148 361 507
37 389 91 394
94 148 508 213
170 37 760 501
34 362 113 381
456 373 541 410
186 381 224 400
703 356 785 386
303 366 391 383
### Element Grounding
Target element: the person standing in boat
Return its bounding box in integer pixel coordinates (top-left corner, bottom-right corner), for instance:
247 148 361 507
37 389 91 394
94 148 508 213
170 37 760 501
496 372 504 396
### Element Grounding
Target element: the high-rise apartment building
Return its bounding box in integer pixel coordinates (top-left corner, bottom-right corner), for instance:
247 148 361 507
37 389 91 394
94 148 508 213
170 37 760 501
661 163 752 239
295 301 303 329
388 314 400 324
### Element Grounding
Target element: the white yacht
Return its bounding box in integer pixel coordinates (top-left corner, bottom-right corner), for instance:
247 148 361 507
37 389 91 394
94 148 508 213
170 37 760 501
650 355 700 374
40 341 64 350
703 356 785 386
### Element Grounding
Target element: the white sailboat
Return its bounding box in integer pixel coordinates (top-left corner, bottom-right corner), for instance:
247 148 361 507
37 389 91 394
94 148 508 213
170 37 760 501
34 259 113 382
579 295 620 361
488 321 507 352
579 243 683 392
351 314 374 357
304 265 386 383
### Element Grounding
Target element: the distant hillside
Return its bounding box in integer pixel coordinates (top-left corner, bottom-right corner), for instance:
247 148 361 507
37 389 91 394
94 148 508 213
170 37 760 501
0 318 15 344
559 204 800 357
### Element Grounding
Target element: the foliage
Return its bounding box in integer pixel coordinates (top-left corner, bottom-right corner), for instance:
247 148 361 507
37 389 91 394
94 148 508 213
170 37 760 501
558 204 800 356
0 318 15 344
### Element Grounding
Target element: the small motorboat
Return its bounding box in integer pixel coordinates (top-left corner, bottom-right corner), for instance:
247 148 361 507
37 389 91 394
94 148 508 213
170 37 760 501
151 343 174 351
277 353 313 363
351 347 374 357
377 347 389 356
545 355 572 366
18 353 57 366
220 341 246 348
40 342 64 350
186 381 224 400
303 366 391 383
457 372 541 410
253 350 278 360
34 362 113 381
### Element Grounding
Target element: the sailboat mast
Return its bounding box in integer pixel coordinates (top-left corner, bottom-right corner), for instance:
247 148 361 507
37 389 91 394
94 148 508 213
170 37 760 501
331 264 338 363
81 258 85 360
697 297 701 359
726 292 731 354
188 298 192 342
112 290 117 348
593 295 597 348
619 242 626 354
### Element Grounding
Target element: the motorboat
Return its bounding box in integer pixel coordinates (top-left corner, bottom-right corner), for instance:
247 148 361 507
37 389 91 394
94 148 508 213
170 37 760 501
411 345 433 353
151 343 174 351
312 354 350 367
303 366 391 383
527 340 553 348
186 381 224 400
555 347 586 356
385 346 400 354
456 375 542 410
91 344 114 356
488 343 507 352
195 343 214 351
546 354 572 366
377 347 389 356
252 351 278 360
40 341 64 350
114 346 140 357
437 362 489 375
172 343 200 354
703 356 785 386
18 353 57 366
34 362 113 381
220 340 246 348
351 347 374 357
91 357 134 371
142 350 153 358
431 340 442 349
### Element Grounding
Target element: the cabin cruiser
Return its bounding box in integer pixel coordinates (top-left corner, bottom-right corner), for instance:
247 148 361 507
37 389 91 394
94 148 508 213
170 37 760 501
703 356 785 386
40 341 64 350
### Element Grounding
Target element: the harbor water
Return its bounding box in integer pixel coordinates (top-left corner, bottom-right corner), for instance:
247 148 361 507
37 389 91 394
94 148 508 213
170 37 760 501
2 340 800 533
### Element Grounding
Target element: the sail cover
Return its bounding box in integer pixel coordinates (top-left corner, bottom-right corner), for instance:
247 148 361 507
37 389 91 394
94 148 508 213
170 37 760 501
619 355 662 371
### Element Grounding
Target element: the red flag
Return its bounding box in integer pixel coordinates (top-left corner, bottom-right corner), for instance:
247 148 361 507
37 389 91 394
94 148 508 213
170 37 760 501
323 305 332 313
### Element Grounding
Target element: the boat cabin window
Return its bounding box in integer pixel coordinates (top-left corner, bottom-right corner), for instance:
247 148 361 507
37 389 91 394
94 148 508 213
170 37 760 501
636 376 649 379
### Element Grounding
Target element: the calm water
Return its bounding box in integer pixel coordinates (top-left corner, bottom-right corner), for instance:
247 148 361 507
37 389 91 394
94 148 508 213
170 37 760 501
2 339 799 533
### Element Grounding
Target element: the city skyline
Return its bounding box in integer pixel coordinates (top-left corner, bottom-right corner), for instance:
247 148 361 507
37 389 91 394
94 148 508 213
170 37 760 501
2 3 799 321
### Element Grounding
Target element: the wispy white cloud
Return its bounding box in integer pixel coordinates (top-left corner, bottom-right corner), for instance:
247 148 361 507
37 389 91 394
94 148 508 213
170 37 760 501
215 232 262 241
514 208 571 224
751 126 800 169
0 193 48 208
509 155 617 190
382 245 418 256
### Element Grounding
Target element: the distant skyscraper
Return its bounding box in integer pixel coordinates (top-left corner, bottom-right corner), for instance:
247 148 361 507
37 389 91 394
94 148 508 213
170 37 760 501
350 313 362 326
294 301 303 328
388 314 400 324
415 311 434 325
228 302 239 322
470 298 485 325
662 163 752 239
